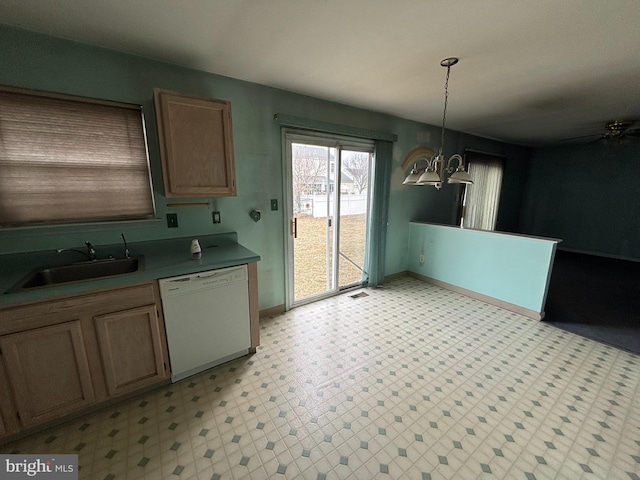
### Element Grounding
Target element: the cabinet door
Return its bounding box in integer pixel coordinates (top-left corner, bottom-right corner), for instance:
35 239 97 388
154 89 236 197
0 321 95 428
0 354 18 436
94 305 168 397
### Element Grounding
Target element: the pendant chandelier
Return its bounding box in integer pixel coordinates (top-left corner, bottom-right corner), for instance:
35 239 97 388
403 57 473 188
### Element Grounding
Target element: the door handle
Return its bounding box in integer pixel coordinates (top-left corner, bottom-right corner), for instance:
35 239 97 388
291 218 297 238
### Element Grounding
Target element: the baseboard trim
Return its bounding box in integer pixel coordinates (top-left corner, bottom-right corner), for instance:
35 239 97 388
259 304 285 318
407 271 544 321
384 271 409 282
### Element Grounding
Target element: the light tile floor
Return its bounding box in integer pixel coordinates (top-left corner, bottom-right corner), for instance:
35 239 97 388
2 277 640 479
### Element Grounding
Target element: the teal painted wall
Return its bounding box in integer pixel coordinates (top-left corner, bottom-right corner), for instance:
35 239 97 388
0 25 529 309
408 223 559 314
519 142 640 260
383 119 531 276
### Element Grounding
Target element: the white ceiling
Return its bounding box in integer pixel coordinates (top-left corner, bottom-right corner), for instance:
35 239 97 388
1 0 640 147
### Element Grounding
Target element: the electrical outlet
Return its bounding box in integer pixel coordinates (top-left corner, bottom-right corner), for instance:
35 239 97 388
212 211 221 224
419 254 425 263
271 199 278 211
166 213 178 228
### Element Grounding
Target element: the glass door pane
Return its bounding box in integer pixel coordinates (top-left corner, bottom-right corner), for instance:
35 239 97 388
291 142 337 302
338 150 372 289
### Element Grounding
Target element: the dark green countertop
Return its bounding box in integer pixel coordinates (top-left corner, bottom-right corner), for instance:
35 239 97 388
0 233 260 306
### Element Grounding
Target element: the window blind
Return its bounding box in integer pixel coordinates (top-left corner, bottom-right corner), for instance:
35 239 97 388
461 152 504 230
0 87 155 227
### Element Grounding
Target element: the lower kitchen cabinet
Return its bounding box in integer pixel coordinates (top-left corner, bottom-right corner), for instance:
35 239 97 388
0 281 170 442
94 304 167 396
0 354 19 436
0 321 95 428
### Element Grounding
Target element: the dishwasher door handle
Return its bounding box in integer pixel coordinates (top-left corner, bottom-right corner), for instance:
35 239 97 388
197 272 218 279
196 266 243 279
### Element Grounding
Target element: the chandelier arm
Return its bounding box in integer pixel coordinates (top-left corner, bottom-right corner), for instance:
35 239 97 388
410 157 433 173
445 154 464 173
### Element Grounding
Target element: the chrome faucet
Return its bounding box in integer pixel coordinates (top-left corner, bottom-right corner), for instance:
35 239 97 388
57 241 97 261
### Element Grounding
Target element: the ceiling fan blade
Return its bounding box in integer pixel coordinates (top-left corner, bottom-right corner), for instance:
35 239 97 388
562 120 639 143
560 133 601 141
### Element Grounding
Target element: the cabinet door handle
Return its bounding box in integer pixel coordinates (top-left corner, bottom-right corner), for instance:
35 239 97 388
291 218 297 238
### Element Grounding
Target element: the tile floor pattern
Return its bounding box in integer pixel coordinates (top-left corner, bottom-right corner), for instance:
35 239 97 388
3 277 640 479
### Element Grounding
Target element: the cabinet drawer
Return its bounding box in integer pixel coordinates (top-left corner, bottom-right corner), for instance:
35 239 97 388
0 282 157 335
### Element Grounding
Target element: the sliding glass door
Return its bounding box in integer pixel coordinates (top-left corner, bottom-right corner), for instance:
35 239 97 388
284 131 374 308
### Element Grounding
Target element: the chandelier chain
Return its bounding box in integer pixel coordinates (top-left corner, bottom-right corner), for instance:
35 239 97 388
402 57 472 187
438 64 451 157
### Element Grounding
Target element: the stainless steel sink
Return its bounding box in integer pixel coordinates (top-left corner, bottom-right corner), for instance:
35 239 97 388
7 256 144 292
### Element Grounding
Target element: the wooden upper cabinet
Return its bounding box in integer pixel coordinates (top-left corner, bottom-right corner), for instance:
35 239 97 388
153 89 237 197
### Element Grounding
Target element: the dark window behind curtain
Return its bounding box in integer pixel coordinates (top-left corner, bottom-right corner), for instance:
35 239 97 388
0 87 155 227
460 150 504 230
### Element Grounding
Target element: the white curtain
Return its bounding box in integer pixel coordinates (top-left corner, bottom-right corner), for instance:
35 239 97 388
462 155 503 230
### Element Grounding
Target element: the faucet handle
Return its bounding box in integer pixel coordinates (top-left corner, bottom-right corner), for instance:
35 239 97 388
120 233 131 259
85 241 97 260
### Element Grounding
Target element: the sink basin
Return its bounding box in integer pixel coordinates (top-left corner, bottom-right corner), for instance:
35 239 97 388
7 256 144 292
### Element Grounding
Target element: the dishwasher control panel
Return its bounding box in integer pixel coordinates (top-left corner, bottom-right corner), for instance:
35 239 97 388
195 268 246 287
159 265 247 296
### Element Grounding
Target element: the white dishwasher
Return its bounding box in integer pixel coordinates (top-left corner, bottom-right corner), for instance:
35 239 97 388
159 265 251 382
